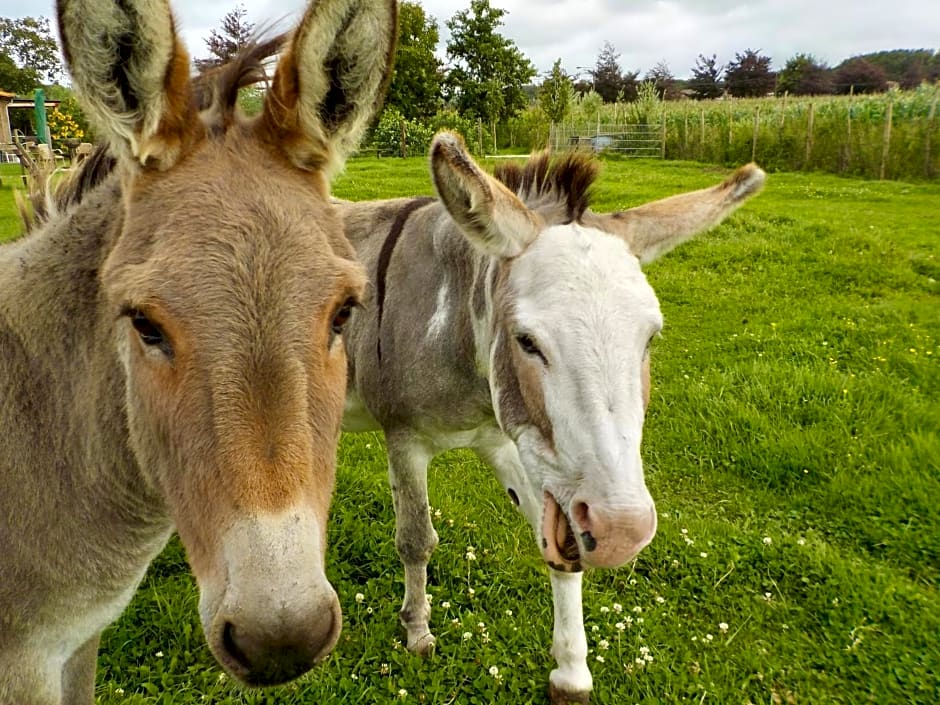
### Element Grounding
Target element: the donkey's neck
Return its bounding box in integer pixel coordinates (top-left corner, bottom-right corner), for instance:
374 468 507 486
0 174 171 576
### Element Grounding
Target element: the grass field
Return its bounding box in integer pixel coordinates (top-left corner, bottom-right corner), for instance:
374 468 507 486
1 156 938 704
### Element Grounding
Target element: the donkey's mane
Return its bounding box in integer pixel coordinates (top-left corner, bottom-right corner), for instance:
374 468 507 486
18 34 288 234
493 151 600 224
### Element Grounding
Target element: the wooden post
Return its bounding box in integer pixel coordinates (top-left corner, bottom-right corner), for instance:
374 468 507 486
880 96 893 180
491 119 497 154
804 102 815 169
683 104 689 158
477 118 484 154
845 93 854 173
661 108 666 159
727 97 733 155
700 108 706 159
752 105 760 163
925 85 938 178
400 118 407 159
780 91 788 128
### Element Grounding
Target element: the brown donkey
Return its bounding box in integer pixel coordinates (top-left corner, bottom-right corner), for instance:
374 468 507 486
0 0 396 702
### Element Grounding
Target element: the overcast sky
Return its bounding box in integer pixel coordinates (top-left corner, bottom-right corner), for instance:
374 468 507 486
8 0 940 80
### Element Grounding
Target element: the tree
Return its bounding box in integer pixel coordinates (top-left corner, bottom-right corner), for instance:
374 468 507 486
538 59 574 124
776 53 832 96
591 42 625 103
645 61 678 100
0 16 62 93
724 49 776 97
688 54 723 99
444 0 536 124
195 5 254 71
387 2 443 121
833 58 888 94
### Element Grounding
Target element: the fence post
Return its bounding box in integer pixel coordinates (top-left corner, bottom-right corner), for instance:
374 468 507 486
845 93 853 173
727 97 733 158
804 102 815 169
752 105 760 163
477 118 484 154
400 118 407 159
925 85 938 178
683 104 689 158
780 91 788 128
700 108 706 161
880 95 893 180
661 109 667 159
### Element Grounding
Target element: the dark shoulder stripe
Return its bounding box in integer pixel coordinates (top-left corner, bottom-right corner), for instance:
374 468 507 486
375 196 435 362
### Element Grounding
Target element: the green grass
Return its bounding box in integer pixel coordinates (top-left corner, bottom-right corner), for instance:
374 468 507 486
3 157 938 704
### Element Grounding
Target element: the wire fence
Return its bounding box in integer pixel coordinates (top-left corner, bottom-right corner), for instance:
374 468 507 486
552 123 664 157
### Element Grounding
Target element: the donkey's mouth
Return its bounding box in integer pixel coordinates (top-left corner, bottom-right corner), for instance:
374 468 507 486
541 492 582 572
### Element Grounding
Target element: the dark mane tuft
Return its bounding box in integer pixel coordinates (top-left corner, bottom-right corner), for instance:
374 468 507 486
493 150 600 223
193 32 287 125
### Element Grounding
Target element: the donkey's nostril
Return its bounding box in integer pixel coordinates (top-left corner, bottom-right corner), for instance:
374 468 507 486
507 488 519 506
580 531 598 551
222 621 253 672
572 501 590 528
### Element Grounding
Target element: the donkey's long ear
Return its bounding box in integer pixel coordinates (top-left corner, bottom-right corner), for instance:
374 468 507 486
591 163 766 264
262 0 398 177
430 132 542 259
56 0 193 170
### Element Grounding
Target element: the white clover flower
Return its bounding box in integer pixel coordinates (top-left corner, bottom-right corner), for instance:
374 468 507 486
719 622 729 633
596 655 605 663
600 606 610 614
636 617 644 624
434 509 442 518
467 587 475 596
365 443 373 449
699 552 708 558
351 673 359 681
451 618 460 626
591 624 600 632
115 688 125 696
625 616 633 625
426 593 433 604
797 538 806 546
672 559 680 568
462 632 472 641
218 673 226 683
615 622 626 631
639 646 650 655
632 606 643 613
599 639 610 650
482 632 491 643
465 550 477 561
489 666 499 677
441 601 451 609
366 606 373 614
398 688 408 699
629 579 637 586
680 528 688 535
155 651 163 658
380 663 390 675
505 609 513 617
764 592 773 601
655 596 665 604
763 537 772 545
392 639 402 650
705 633 714 641
478 621 486 630
685 537 695 545
355 593 365 603
612 603 623 613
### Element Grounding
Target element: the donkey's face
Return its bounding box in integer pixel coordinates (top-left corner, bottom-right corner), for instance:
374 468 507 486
498 224 661 570
430 133 764 572
59 0 397 685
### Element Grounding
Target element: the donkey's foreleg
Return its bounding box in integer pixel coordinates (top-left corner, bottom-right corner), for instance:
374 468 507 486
62 633 100 704
386 435 438 655
548 570 592 705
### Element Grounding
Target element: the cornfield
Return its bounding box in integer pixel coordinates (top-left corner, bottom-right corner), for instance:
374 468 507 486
505 83 940 180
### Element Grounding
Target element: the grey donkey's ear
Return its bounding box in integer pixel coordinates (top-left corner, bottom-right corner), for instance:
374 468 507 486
56 0 194 170
589 163 766 264
262 0 398 177
430 132 542 259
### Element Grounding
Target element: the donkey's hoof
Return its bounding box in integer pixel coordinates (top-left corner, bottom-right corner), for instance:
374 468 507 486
407 631 436 657
548 682 591 705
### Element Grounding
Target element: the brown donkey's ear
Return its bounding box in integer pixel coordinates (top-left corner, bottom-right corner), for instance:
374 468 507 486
430 132 542 259
589 163 766 264
263 0 398 177
56 0 194 170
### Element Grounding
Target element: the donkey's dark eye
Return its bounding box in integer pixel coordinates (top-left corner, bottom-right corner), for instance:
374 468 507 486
331 298 357 336
125 309 171 356
515 333 546 363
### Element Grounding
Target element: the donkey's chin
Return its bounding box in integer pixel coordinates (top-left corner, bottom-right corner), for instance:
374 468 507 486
541 492 582 572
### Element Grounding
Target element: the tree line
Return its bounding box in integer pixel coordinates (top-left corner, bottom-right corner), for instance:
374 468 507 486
2 2 938 152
